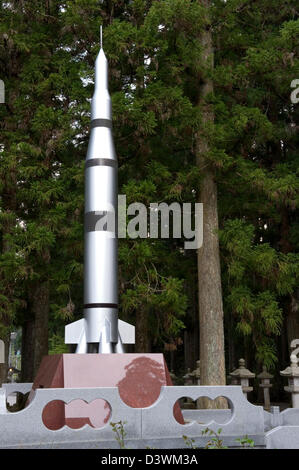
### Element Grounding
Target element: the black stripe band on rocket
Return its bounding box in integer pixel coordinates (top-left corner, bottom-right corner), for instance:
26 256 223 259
85 210 116 232
90 118 112 129
84 303 118 309
85 158 117 169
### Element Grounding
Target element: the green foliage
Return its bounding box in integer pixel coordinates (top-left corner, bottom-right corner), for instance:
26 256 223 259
182 435 197 449
110 420 127 449
220 219 288 368
183 427 228 449
183 429 255 449
235 435 255 448
201 427 228 450
48 334 69 355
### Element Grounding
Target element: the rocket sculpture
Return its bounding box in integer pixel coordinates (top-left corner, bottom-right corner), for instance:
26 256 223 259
65 30 135 353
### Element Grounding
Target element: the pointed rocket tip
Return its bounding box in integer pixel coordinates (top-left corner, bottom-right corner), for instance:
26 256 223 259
95 45 105 59
96 47 107 64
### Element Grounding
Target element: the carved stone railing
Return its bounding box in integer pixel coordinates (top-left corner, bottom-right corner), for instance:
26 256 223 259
0 384 266 448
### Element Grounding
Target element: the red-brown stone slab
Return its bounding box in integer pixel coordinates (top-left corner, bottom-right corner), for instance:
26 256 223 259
30 353 184 429
28 354 65 430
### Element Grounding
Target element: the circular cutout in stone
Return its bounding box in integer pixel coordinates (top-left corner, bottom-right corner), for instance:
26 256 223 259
42 399 112 430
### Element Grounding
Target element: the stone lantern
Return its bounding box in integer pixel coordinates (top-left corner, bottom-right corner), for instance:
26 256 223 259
230 358 255 399
257 366 273 411
183 368 193 386
191 360 200 386
280 351 299 408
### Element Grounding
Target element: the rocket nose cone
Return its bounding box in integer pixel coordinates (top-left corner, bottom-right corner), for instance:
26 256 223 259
94 48 108 90
91 46 111 120
95 49 108 72
96 47 107 64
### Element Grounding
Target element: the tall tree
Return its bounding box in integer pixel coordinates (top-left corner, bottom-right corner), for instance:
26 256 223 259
196 0 226 386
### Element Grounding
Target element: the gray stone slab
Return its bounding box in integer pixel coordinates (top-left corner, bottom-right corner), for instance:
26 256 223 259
266 426 299 449
0 383 276 449
281 408 299 425
1 383 33 395
0 389 7 414
182 409 232 424
6 393 17 406
0 435 266 449
0 386 141 448
141 386 264 439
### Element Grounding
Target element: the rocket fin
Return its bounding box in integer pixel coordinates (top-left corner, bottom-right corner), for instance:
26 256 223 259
114 332 125 353
65 317 135 346
65 318 85 345
98 321 113 353
118 319 135 344
75 328 88 354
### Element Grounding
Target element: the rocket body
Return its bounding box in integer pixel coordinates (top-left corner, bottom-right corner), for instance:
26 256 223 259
65 47 135 353
84 49 118 349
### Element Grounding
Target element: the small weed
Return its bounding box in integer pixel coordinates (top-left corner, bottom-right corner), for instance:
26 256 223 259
201 427 228 449
182 435 198 449
235 435 255 448
183 427 227 449
110 420 127 449
183 428 255 449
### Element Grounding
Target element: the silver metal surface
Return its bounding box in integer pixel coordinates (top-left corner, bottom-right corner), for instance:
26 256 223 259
91 48 111 121
84 308 118 343
114 333 125 353
76 328 88 354
98 321 114 354
65 37 135 353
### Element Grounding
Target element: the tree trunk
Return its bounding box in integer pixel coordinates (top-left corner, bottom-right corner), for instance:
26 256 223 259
135 308 149 353
31 281 49 377
196 0 226 393
21 319 35 383
184 302 199 372
197 170 226 385
0 334 10 386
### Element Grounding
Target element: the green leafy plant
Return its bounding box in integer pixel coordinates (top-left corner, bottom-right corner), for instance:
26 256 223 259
235 435 255 448
182 435 198 449
202 427 228 449
183 428 255 449
183 427 227 449
110 420 127 449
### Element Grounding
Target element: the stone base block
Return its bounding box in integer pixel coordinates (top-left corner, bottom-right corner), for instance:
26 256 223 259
28 353 184 428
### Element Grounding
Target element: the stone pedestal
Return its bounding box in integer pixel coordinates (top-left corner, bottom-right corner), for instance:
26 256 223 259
191 360 200 386
281 354 299 409
27 353 184 429
257 366 273 411
230 359 255 399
